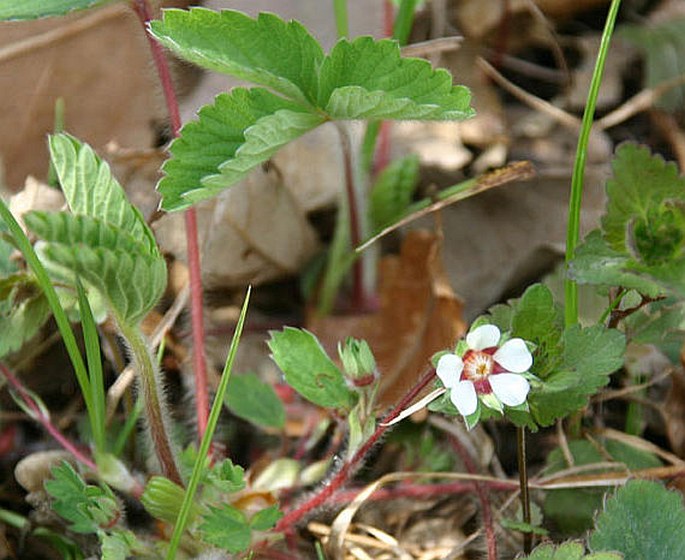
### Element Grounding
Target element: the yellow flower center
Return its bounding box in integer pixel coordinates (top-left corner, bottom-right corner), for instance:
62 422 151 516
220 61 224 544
463 351 494 381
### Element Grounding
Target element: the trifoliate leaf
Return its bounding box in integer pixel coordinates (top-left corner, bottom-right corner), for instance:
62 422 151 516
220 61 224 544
200 504 251 553
319 37 473 120
44 462 119 534
250 504 283 531
369 154 420 231
149 8 324 105
157 88 324 211
620 18 685 112
225 372 285 429
150 8 474 212
522 542 620 560
544 439 661 535
48 134 158 256
0 0 111 20
591 480 685 560
267 327 357 409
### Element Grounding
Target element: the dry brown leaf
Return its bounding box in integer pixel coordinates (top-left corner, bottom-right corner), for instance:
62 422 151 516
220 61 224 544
309 230 466 410
664 366 685 459
0 1 190 189
154 165 320 288
7 176 65 230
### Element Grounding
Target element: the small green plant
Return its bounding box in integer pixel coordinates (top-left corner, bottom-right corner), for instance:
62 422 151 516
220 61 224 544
3 0 685 558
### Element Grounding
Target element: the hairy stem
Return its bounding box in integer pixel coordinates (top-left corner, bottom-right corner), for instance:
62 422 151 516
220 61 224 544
130 0 210 439
517 426 532 554
119 321 182 486
275 367 436 531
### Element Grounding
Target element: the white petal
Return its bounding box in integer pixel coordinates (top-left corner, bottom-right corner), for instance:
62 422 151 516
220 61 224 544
466 324 501 350
450 380 478 416
489 373 530 407
380 388 446 426
493 338 533 373
436 354 463 388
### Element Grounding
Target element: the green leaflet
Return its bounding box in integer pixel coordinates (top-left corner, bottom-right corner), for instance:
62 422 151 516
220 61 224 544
267 327 357 409
200 505 252 554
0 290 51 359
0 0 111 20
591 480 685 560
150 8 324 105
157 88 324 211
150 8 474 211
522 542 620 560
224 372 286 429
25 135 166 324
48 134 158 256
571 144 685 298
369 155 419 231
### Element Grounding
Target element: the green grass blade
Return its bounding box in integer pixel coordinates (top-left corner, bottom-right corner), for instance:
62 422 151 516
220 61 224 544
393 0 419 46
0 198 92 412
166 287 252 560
564 0 622 326
77 281 106 454
332 0 349 38
0 0 112 20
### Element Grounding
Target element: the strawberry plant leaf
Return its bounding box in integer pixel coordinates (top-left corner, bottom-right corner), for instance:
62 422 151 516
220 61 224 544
591 480 685 560
0 286 50 359
0 0 111 21
157 88 324 211
250 504 283 531
100 530 138 560
224 372 285 429
522 542 621 560
44 462 119 534
48 134 158 256
319 36 473 120
199 504 251 553
268 327 357 409
149 8 324 105
25 136 166 324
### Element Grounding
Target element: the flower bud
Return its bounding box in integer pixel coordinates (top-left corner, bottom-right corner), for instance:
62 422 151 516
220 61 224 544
338 337 377 388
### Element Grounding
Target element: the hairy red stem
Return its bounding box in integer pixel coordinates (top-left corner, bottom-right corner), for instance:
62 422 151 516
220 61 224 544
274 367 437 531
0 362 97 471
131 0 210 439
449 433 498 560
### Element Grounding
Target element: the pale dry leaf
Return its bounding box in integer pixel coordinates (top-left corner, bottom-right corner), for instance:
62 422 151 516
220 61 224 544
8 176 65 231
0 2 190 189
155 166 320 288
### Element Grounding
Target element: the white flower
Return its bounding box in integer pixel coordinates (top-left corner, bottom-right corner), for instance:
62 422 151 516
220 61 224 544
436 324 532 417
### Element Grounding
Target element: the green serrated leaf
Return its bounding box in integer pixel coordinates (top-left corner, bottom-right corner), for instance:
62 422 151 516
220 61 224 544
522 542 621 560
250 504 283 531
268 327 357 409
200 504 251 553
48 134 157 256
0 0 111 20
591 480 685 559
544 439 661 535
603 144 685 255
99 530 138 560
369 154 420 231
207 459 246 494
157 88 324 211
570 230 665 297
319 36 473 120
624 298 685 362
150 8 324 104
224 372 285 429
528 324 625 427
44 462 119 534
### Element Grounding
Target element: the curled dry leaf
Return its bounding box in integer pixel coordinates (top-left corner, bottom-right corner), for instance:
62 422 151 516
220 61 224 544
155 165 320 288
309 229 466 410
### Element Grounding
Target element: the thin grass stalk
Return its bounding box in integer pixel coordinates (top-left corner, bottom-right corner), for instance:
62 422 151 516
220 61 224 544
564 0 622 326
517 426 532 554
165 288 251 560
332 0 349 38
